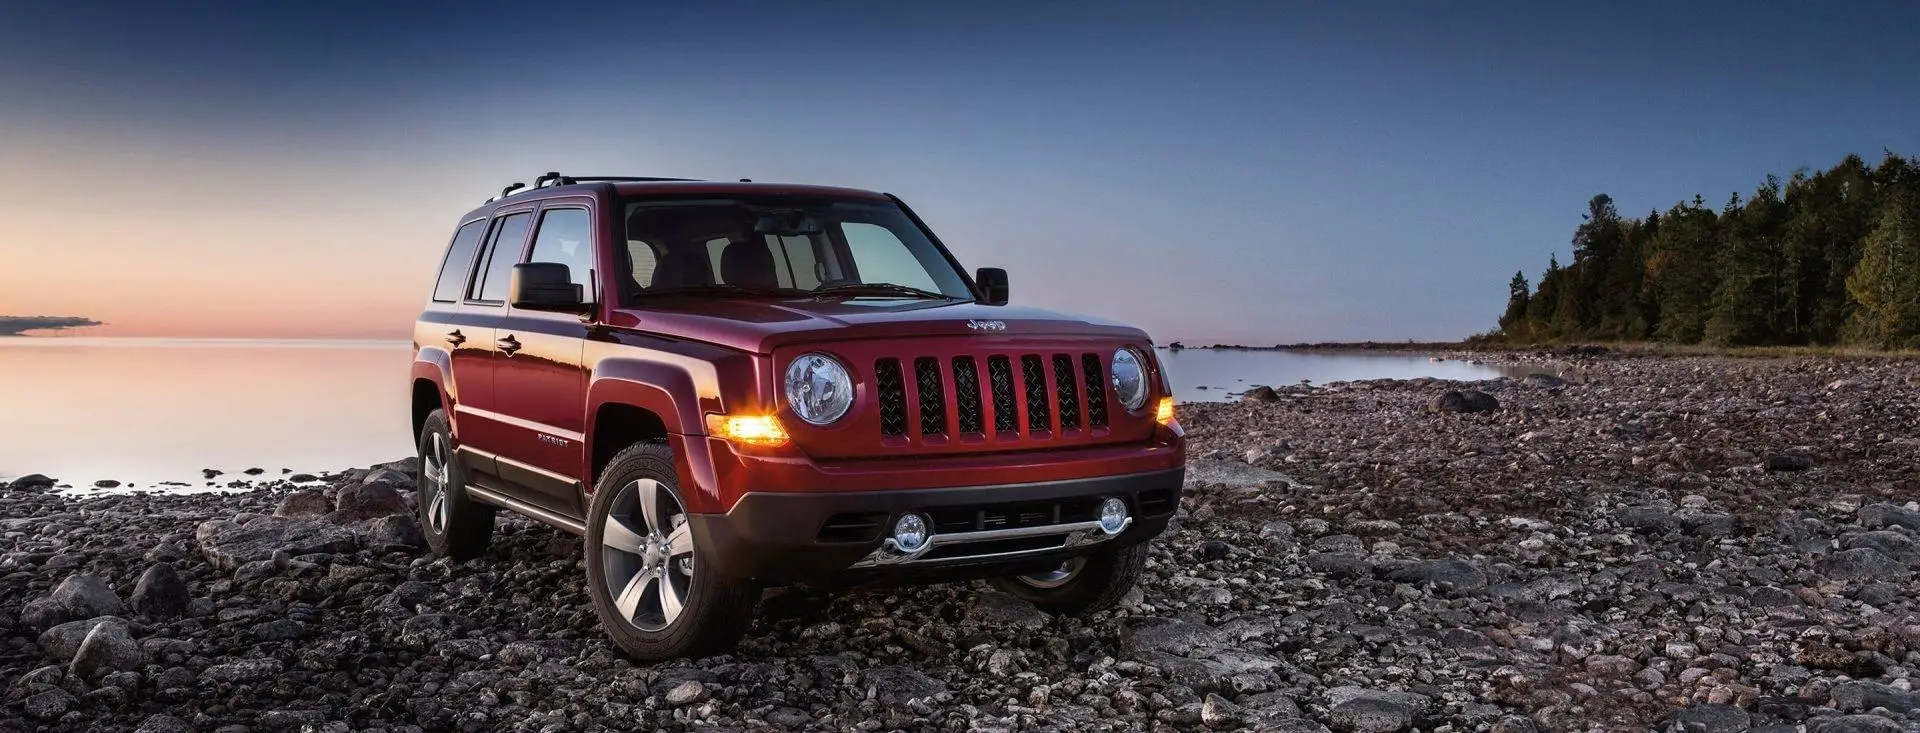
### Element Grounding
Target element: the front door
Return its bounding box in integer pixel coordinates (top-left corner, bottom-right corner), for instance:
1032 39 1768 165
491 201 596 518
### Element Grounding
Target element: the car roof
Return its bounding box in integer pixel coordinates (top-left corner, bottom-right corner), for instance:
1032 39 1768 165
459 179 892 222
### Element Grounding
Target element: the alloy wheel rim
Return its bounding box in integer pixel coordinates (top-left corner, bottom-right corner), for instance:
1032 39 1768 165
422 433 450 535
1016 557 1086 589
601 478 695 632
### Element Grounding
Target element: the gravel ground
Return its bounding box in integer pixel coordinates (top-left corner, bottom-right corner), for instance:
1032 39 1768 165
4 352 1920 732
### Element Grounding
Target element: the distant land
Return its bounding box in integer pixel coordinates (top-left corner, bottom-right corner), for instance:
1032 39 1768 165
0 316 102 336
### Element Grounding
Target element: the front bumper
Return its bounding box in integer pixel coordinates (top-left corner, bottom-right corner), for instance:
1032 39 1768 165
686 467 1183 586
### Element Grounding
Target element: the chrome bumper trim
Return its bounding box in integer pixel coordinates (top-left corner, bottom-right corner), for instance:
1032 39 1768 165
849 517 1131 568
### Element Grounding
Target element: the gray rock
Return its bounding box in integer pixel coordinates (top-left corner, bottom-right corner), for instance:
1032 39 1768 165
1663 704 1751 732
1120 617 1228 656
399 613 465 650
1763 453 1814 472
1819 547 1908 581
1841 530 1919 564
23 688 73 721
863 665 944 704
1858 503 1920 532
358 515 425 549
1243 386 1279 402
334 482 410 519
1306 552 1370 578
8 473 57 490
1617 505 1679 533
202 658 282 684
1806 715 1908 733
49 573 127 620
39 616 127 662
967 590 1049 630
1201 693 1245 727
1677 510 1737 538
135 714 193 733
1326 686 1430 732
68 616 145 676
273 490 332 518
1430 390 1498 413
664 679 709 706
1311 534 1365 554
1829 680 1920 712
1376 556 1487 594
131 563 188 619
198 517 358 570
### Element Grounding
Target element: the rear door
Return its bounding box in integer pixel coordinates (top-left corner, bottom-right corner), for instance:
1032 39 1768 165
417 218 491 432
452 207 537 478
491 199 596 518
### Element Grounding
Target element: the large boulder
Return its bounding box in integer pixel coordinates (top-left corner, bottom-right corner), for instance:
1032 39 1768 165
1858 503 1920 532
22 574 126 628
1429 390 1499 414
358 515 425 550
1326 686 1432 732
198 517 359 571
68 618 145 677
39 616 129 662
131 563 188 619
861 665 944 705
273 490 332 518
7 473 57 491
332 482 410 520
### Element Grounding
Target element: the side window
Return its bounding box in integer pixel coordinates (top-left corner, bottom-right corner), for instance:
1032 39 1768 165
470 212 533 303
626 240 659 290
843 223 939 290
431 220 487 302
527 208 595 304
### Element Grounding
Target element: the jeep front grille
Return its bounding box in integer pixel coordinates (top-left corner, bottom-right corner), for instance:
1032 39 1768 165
874 351 1112 443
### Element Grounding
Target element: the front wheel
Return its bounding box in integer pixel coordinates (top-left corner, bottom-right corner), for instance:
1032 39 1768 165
988 540 1150 615
584 442 759 661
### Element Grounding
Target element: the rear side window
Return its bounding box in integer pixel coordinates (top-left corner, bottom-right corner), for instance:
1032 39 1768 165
431 221 487 302
471 212 533 303
527 208 595 304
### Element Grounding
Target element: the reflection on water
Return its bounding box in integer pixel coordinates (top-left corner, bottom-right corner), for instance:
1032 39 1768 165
0 338 412 487
1156 347 1532 402
0 339 1532 487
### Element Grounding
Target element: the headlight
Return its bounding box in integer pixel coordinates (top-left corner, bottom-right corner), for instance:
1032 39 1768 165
1110 347 1150 411
785 352 854 425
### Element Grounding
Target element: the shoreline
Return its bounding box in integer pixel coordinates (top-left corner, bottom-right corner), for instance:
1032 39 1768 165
5 352 1920 730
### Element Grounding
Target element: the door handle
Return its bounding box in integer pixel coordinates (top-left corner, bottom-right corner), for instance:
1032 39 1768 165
496 334 521 355
445 329 466 346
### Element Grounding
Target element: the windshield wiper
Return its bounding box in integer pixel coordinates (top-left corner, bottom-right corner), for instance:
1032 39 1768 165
636 283 811 299
808 282 957 300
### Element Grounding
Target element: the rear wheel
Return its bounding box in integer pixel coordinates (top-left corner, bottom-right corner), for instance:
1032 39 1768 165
988 540 1149 615
584 442 759 661
416 409 494 560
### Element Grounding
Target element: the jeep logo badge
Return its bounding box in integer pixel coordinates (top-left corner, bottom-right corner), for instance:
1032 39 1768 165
966 320 1007 331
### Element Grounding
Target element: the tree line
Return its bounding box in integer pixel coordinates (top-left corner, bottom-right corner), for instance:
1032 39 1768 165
1496 151 1920 349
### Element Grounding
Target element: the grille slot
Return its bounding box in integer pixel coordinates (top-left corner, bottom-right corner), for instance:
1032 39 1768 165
1053 354 1081 430
816 512 889 543
987 356 1018 432
914 357 947 436
875 359 908 437
1021 355 1051 433
1082 353 1109 428
952 357 984 434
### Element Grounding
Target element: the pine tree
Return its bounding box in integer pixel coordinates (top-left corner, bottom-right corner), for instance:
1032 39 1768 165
1499 271 1531 337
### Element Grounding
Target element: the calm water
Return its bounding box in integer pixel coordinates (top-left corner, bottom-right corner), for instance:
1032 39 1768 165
0 339 1523 487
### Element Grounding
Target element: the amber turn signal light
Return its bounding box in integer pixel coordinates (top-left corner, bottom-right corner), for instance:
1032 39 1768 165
706 414 790 447
1153 397 1176 425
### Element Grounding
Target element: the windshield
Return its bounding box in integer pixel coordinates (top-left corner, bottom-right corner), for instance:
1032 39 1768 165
617 196 975 304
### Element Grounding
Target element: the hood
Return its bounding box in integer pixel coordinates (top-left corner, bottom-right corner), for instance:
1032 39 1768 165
601 298 1151 354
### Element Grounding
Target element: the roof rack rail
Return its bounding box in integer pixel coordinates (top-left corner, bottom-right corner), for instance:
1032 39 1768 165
487 171 702 203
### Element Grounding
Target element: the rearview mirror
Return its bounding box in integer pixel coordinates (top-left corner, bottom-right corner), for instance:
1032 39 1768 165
753 210 823 236
976 267 1009 306
510 262 586 312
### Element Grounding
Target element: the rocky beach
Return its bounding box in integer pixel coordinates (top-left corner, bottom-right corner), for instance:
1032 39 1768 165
4 352 1919 732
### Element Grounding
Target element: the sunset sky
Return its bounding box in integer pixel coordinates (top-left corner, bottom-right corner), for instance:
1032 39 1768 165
3 1 1917 343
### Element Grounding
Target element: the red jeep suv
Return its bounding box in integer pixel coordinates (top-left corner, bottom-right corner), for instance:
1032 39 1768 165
409 173 1185 660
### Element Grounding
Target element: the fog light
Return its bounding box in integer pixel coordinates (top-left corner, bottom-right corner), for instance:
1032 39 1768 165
1098 497 1129 534
891 513 930 553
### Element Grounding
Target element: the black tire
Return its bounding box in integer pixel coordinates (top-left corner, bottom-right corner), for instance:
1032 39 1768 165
584 442 759 661
416 409 494 561
988 540 1150 615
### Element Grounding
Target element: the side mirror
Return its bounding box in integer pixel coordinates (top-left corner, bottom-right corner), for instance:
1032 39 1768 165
976 267 1009 306
510 262 586 312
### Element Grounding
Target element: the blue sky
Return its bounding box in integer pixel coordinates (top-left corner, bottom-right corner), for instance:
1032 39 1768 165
3 1 1917 342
